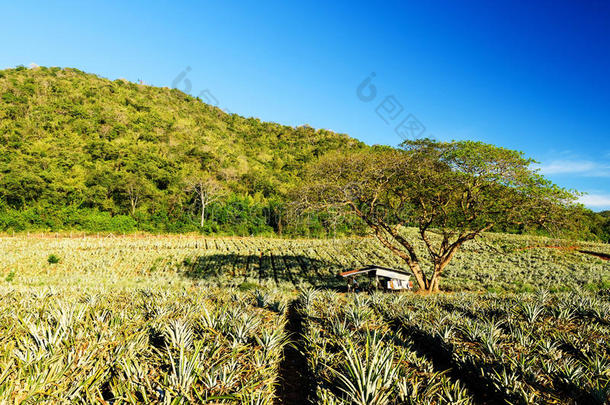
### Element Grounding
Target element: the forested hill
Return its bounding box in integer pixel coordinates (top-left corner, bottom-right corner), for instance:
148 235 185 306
0 66 366 234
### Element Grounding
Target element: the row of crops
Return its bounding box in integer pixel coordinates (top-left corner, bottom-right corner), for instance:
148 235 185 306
298 289 610 404
1 232 608 291
0 233 608 404
1 283 608 404
0 285 290 403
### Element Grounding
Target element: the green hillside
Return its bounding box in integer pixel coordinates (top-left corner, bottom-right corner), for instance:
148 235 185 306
0 66 365 234
1 66 608 240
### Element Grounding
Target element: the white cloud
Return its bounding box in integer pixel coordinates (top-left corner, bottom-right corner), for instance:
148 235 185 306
536 160 610 176
578 194 610 208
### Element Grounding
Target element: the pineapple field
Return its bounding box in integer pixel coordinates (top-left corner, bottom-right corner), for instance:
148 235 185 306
0 232 608 404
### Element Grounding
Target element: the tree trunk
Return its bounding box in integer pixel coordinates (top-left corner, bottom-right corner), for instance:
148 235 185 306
367 226 429 291
407 261 428 291
200 200 205 227
130 197 137 216
428 273 440 292
127 184 139 216
427 260 449 292
200 188 206 227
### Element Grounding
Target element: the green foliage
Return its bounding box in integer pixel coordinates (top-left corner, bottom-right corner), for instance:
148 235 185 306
579 210 610 243
4 271 15 282
47 254 60 264
0 66 365 235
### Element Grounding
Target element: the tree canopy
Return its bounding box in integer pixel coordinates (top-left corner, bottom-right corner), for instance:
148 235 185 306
297 139 580 291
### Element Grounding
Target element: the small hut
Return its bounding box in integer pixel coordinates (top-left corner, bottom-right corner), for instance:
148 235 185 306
339 265 412 292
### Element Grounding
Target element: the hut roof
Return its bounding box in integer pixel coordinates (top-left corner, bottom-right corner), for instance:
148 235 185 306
339 265 411 281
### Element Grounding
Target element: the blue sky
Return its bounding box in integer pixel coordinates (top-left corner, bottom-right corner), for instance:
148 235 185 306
2 0 609 210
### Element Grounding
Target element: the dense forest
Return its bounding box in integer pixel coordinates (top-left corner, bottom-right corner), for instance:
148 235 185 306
0 66 367 235
0 66 608 240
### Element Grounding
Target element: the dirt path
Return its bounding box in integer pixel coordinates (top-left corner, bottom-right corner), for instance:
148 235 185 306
391 322 501 405
275 301 313 405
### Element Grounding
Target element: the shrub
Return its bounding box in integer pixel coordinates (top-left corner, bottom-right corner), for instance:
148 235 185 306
109 215 137 233
47 254 61 264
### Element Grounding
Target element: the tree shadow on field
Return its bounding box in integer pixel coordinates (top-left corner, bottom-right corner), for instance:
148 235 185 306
181 253 349 289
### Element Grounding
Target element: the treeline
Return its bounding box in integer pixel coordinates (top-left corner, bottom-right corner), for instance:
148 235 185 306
489 210 610 243
0 197 367 236
581 210 610 242
0 66 608 241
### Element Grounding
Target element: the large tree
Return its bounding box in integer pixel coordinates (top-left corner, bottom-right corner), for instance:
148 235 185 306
296 139 577 292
